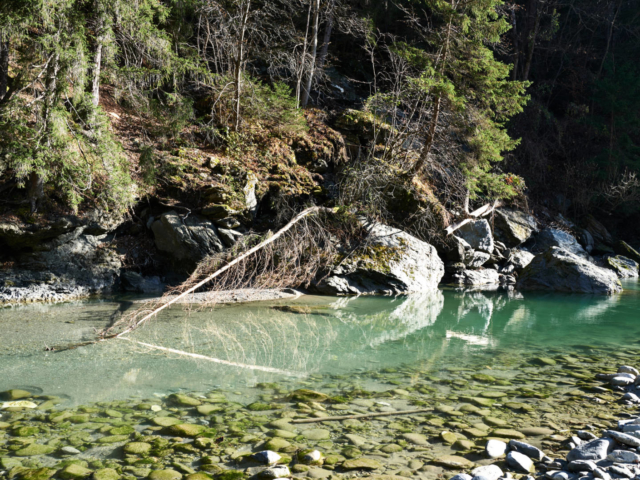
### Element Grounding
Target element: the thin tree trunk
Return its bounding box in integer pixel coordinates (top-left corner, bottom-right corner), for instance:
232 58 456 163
411 5 454 176
233 0 250 132
301 0 320 108
522 0 540 81
0 40 8 102
597 0 620 79
296 0 313 107
316 0 335 73
510 6 519 80
91 12 105 107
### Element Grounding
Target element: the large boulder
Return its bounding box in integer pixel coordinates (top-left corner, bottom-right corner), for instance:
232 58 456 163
583 215 614 254
151 211 225 265
604 255 639 279
508 250 535 271
494 209 538 247
526 228 589 259
518 247 622 294
455 219 494 253
0 217 77 250
314 221 444 295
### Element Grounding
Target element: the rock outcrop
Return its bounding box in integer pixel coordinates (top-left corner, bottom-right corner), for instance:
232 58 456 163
451 268 501 287
494 209 538 247
314 221 444 295
151 211 225 266
518 247 622 294
614 241 640 264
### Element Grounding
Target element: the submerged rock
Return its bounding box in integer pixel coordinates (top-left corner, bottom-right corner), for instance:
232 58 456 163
518 247 622 294
451 269 500 286
314 220 444 295
614 241 640 264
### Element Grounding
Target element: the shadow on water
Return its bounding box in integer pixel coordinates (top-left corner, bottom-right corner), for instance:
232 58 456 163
0 279 638 404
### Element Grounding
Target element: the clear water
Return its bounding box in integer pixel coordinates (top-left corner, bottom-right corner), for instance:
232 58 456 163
1 280 639 405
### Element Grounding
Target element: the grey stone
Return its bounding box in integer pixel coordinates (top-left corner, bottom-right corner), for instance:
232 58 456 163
314 220 445 295
253 451 281 465
494 209 538 247
518 247 622 294
593 468 611 480
452 269 501 286
527 228 590 259
60 446 81 455
611 376 634 386
508 440 545 461
259 466 290 479
465 251 491 269
151 211 225 266
567 461 597 473
619 366 640 375
506 451 534 473
455 219 494 253
567 438 615 462
217 229 243 248
609 465 633 478
605 431 640 448
121 272 164 293
450 475 473 480
508 250 535 271
606 450 640 463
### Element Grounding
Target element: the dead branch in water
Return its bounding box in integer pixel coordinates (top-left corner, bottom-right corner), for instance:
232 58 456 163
101 206 340 339
290 408 434 423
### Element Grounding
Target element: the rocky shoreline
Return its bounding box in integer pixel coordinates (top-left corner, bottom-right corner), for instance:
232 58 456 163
2 345 640 480
1 205 640 306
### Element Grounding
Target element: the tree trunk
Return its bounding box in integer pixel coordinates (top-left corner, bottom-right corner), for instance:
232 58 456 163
233 0 250 132
296 0 313 107
28 172 44 213
510 6 519 80
301 0 320 108
411 6 453 176
0 40 8 102
522 0 540 81
315 0 335 74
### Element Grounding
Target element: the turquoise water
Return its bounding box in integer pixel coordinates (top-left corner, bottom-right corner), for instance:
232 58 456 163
1 280 639 405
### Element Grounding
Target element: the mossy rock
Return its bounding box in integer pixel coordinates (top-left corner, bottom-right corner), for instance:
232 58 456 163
301 429 330 441
381 444 403 453
147 470 183 480
1 457 23 469
104 410 123 418
17 468 58 480
12 426 40 437
15 444 56 456
472 374 496 383
289 390 329 403
491 429 525 439
152 417 182 427
59 464 93 479
532 357 557 366
167 424 206 437
69 415 91 424
214 471 246 480
185 475 212 480
323 455 345 466
167 394 202 407
264 438 290 452
453 440 475 451
111 426 135 436
124 443 152 455
1 389 33 400
440 432 457 445
483 417 507 427
93 469 120 480
432 455 474 469
98 435 130 444
268 429 297 439
196 405 221 416
341 458 383 470
245 403 272 412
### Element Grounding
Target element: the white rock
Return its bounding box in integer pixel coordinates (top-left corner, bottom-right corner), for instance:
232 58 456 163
605 430 640 447
506 451 534 473
622 392 640 403
611 376 635 387
254 451 282 465
607 450 640 464
486 439 508 458
151 405 162 412
618 366 640 376
1 401 37 409
303 450 322 463
450 475 473 480
260 466 291 479
577 431 597 441
472 464 503 480
60 446 81 455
